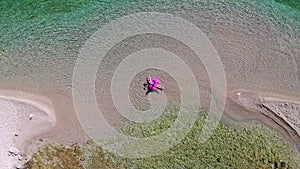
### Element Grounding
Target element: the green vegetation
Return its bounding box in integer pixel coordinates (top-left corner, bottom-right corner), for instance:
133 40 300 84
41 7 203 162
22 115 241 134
275 0 300 11
27 112 299 169
84 140 120 169
27 143 85 169
26 141 119 169
117 113 299 168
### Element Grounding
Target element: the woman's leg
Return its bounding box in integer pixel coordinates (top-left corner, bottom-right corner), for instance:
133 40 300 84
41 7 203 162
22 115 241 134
155 84 164 90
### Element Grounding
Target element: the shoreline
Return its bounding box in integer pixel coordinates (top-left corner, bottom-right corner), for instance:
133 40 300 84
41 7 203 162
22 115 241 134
227 89 300 152
0 90 56 169
1 89 300 167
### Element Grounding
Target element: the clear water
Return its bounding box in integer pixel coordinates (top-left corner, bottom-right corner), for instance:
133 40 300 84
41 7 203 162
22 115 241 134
0 0 299 94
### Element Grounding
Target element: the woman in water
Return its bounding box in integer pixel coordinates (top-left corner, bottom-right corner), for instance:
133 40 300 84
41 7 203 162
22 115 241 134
145 75 164 95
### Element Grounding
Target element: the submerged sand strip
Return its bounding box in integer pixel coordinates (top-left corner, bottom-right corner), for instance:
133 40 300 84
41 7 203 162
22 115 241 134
229 89 300 146
0 90 56 169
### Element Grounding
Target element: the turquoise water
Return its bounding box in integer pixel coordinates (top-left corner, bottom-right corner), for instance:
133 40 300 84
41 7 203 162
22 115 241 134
276 0 300 11
1 0 299 93
0 0 299 94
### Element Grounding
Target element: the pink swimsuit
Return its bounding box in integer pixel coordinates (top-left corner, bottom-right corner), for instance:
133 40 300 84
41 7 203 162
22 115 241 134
148 78 161 91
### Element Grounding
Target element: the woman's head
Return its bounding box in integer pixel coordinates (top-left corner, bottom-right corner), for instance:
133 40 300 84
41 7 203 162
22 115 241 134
146 76 151 83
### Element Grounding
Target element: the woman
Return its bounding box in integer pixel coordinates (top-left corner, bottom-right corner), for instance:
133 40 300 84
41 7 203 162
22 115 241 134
145 75 164 94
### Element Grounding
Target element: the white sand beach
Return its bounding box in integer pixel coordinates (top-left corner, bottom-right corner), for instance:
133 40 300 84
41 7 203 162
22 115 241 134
0 90 56 168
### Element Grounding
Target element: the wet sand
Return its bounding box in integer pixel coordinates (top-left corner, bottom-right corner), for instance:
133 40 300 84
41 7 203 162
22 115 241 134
226 89 300 151
1 88 300 168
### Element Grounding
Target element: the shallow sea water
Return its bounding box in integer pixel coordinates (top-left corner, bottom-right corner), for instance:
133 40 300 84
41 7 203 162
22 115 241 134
0 0 299 96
